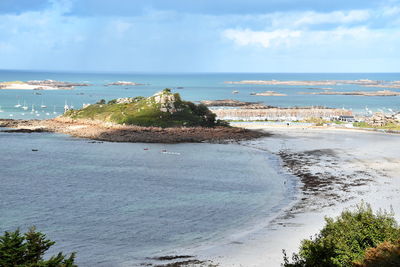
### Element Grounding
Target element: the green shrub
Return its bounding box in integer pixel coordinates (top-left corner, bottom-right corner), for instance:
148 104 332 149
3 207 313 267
283 203 400 267
0 227 76 267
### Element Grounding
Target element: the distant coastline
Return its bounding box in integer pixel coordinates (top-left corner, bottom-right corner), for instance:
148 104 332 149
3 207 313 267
224 79 400 88
0 80 90 90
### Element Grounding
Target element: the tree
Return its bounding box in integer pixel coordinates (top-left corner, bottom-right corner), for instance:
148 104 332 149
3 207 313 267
283 203 400 267
0 227 76 267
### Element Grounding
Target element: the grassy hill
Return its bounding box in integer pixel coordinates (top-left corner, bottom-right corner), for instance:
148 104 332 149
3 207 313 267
64 89 226 127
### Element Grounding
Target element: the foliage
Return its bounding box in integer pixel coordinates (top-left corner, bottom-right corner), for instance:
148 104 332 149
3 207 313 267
283 203 400 267
353 240 400 267
0 81 26 85
65 89 227 128
301 117 330 125
96 99 106 105
0 227 76 267
353 122 400 131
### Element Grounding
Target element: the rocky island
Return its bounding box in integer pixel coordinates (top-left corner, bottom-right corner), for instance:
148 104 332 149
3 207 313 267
0 89 266 143
224 79 400 88
300 90 400 96
105 81 144 86
250 91 287 96
0 80 90 90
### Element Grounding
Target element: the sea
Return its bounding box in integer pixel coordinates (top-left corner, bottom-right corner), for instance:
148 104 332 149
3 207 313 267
0 71 399 118
0 71 399 266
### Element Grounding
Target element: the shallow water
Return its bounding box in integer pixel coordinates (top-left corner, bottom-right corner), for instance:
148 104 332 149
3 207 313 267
0 132 292 266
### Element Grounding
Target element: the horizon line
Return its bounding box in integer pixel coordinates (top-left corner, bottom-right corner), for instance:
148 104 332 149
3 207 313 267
0 68 399 75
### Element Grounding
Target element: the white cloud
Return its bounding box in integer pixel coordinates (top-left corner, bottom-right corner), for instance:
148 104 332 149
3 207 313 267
222 26 397 50
382 5 400 16
293 10 370 26
223 29 301 48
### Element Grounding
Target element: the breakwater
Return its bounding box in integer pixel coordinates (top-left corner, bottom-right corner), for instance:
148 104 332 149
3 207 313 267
212 108 352 121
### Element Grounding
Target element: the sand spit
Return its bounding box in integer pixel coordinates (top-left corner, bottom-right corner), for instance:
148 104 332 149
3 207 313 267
225 79 400 88
0 118 267 143
300 90 400 96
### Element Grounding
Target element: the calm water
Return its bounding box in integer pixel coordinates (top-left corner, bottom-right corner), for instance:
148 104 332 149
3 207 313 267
0 131 293 266
0 71 399 120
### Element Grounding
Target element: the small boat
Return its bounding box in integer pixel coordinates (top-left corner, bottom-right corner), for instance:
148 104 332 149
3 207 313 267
232 90 239 94
0 106 4 113
40 100 47 108
162 151 181 155
22 101 29 110
14 100 22 108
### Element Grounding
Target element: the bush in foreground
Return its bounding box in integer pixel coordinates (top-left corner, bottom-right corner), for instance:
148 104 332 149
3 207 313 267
0 227 76 267
283 203 400 267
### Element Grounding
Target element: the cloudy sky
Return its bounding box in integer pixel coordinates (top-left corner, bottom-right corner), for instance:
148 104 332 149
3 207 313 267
0 0 399 72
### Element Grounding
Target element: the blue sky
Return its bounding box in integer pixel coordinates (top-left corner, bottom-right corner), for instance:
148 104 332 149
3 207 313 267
0 0 399 72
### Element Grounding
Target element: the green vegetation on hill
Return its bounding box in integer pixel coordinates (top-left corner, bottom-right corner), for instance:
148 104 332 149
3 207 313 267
283 203 400 267
64 89 227 127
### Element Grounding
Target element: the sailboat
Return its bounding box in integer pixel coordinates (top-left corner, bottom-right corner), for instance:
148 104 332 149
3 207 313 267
53 105 57 114
31 104 35 113
14 100 22 108
22 101 29 110
0 106 4 112
41 99 47 108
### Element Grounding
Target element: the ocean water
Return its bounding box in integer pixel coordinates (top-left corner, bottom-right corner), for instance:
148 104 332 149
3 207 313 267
0 71 399 120
0 131 293 266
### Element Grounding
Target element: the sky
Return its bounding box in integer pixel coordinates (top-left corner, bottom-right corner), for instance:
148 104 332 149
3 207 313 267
0 0 399 73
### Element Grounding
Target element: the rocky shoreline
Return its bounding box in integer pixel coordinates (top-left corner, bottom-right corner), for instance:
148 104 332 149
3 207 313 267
300 90 400 96
224 79 400 88
0 118 268 143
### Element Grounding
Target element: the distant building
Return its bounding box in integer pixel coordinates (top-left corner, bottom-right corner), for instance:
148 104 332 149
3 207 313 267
338 115 356 122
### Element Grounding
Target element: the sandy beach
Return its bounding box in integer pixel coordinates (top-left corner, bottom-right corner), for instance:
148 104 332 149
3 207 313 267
196 126 400 266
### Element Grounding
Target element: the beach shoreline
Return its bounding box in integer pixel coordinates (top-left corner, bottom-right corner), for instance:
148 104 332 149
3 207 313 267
192 126 400 267
0 118 268 144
